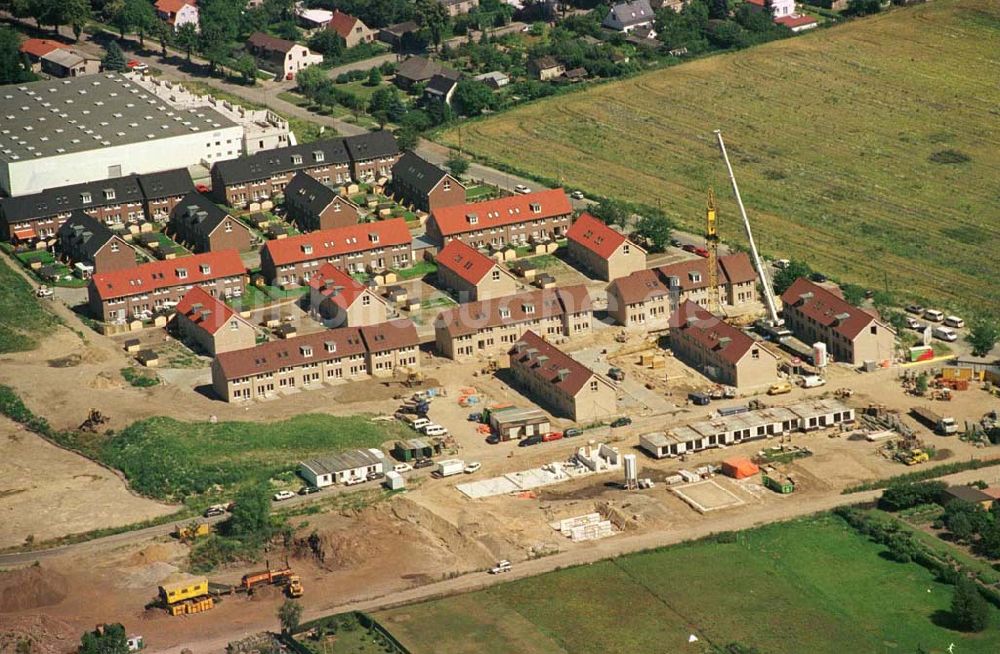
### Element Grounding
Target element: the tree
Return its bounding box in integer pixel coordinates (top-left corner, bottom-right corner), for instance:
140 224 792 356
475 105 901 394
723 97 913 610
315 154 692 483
446 153 469 177
62 0 92 41
175 22 198 63
278 599 303 635
846 0 882 16
366 67 382 86
309 30 344 59
102 39 127 72
368 85 407 126
296 64 328 98
915 372 929 395
415 0 449 51
840 283 867 307
235 54 257 85
117 0 156 46
878 480 946 512
0 27 35 84
635 214 674 252
79 623 128 654
589 198 630 229
394 127 419 151
967 317 999 358
951 577 989 632
772 260 812 295
153 19 172 58
227 482 272 543
943 499 990 542
452 79 494 117
709 0 729 20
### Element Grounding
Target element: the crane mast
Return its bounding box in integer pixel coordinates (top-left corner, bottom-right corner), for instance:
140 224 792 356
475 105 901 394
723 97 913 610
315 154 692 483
713 130 782 326
705 188 720 315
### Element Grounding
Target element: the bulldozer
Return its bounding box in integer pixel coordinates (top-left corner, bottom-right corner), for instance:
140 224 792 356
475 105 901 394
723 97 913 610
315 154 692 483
79 408 109 432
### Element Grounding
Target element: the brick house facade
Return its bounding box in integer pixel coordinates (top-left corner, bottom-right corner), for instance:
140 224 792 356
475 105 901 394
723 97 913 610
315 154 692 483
175 286 256 355
565 212 646 281
169 192 253 253
390 152 467 213
435 239 519 302
283 172 363 231
424 189 573 249
56 211 137 274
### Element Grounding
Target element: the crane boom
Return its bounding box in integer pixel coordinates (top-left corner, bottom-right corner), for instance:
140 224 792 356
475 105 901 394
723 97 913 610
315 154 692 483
714 130 782 326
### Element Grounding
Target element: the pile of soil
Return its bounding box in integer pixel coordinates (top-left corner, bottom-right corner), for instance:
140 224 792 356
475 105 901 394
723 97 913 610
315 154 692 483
0 614 77 654
0 566 67 612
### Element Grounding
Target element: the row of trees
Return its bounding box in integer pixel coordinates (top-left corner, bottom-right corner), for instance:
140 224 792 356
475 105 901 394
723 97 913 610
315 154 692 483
588 198 675 252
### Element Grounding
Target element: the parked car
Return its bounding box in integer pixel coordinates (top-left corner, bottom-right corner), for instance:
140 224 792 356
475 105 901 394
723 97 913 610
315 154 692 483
273 490 295 502
195 183 210 193
570 190 585 200
203 506 226 518
564 428 583 438
411 418 431 431
298 485 320 495
344 477 366 486
809 272 828 283
126 60 148 72
905 304 925 315
393 463 413 473
932 326 958 342
489 560 512 574
944 316 965 329
542 431 563 442
423 424 448 437
670 238 682 248
688 392 711 406
768 382 793 395
610 417 632 428
464 462 482 474
467 412 482 422
514 184 531 194
923 309 945 322
367 471 385 481
486 434 501 445
682 244 698 253
773 259 790 269
413 458 435 469
35 285 53 298
904 317 921 330
518 435 543 447
800 375 826 388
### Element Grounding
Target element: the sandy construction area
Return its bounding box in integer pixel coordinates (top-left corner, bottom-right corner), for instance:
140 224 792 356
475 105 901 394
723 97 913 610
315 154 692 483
0 418 176 548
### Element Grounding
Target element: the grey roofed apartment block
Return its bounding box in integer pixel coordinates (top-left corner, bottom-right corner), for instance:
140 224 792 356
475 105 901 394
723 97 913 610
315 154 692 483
136 168 194 199
0 74 236 163
211 138 351 186
343 130 400 162
170 191 230 239
284 171 338 215
57 210 118 259
391 152 449 196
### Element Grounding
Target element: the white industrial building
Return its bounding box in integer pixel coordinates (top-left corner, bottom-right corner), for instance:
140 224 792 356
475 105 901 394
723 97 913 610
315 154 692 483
0 74 243 197
299 448 386 487
639 399 855 459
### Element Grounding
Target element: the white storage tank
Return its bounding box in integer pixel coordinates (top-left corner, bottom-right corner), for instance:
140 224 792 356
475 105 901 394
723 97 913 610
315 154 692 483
813 342 828 368
623 453 638 488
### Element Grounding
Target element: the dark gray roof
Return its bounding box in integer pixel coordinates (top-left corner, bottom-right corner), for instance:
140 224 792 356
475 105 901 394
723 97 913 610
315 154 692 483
391 152 449 195
170 191 231 240
343 131 399 162
381 21 419 36
0 175 144 223
285 171 338 215
211 138 351 187
425 74 459 97
56 210 117 260
136 168 194 199
395 56 442 83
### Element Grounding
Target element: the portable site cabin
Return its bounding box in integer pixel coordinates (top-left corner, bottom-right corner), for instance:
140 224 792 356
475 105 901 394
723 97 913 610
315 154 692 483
489 407 551 441
762 468 794 494
299 448 386 487
392 438 441 461
383 470 405 490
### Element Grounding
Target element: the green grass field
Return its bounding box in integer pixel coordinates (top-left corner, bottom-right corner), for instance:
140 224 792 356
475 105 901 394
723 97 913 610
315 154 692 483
98 414 411 501
439 0 1000 311
0 256 61 353
377 514 1000 653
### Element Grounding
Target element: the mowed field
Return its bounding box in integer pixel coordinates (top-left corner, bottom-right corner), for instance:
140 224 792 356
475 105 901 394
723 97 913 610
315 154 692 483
377 514 1000 653
439 0 1000 311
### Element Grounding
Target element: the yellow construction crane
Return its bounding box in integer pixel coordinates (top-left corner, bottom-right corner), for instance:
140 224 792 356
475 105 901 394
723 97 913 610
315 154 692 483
706 188 720 315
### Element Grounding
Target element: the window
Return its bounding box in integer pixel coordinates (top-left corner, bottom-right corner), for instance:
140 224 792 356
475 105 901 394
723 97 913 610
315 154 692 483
491 270 501 281
80 192 92 204
110 241 119 252
291 154 303 165
443 179 451 191
224 221 232 233
623 244 630 254
199 264 211 274
870 325 877 335
590 380 599 392
103 188 115 201
229 319 240 331
176 268 188 279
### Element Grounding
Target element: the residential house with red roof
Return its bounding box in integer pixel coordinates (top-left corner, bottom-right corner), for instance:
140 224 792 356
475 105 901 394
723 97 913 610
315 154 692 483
328 9 375 48
435 240 518 302
508 330 617 422
434 285 592 360
780 278 896 366
308 263 390 328
607 252 759 327
155 0 200 31
87 250 245 322
260 218 413 286
669 301 779 390
210 319 419 402
175 286 255 355
425 189 573 249
565 212 646 281
246 32 323 79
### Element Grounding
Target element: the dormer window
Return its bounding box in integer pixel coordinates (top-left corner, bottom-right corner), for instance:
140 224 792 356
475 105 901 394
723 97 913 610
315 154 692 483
369 234 379 243
302 244 313 255
291 154 303 165
529 203 541 213
313 150 324 162
176 268 188 279
300 345 313 357
103 188 115 201
499 307 511 319
80 192 91 204
325 341 336 352
523 303 535 314
200 264 211 274
689 272 701 283
467 213 478 225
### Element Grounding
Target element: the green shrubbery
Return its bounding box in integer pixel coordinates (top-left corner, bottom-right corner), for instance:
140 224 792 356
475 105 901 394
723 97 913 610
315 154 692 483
120 367 160 388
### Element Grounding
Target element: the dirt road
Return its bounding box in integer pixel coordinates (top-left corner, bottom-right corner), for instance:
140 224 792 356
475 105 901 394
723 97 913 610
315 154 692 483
151 463 1000 654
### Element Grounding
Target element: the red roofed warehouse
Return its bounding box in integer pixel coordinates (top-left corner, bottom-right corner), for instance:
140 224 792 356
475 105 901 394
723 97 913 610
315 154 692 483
669 300 779 390
566 212 646 281
508 331 617 422
175 286 255 355
211 319 419 402
260 218 412 287
435 240 518 302
425 189 573 249
308 263 390 328
88 250 245 323
780 278 896 366
328 9 376 48
434 285 592 360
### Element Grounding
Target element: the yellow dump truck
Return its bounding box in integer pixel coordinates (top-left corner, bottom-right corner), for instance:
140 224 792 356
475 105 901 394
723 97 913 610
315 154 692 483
159 578 215 616
173 522 210 541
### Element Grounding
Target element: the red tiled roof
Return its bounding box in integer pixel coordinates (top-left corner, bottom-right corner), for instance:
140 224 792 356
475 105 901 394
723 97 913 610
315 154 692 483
359 319 419 354
781 278 883 341
431 189 572 237
176 286 242 335
19 39 68 58
328 9 360 38
608 268 670 306
566 212 637 260
670 300 760 365
746 0 765 6
775 15 818 28
91 251 244 301
263 218 411 267
436 240 497 285
509 330 607 396
435 285 590 338
656 252 757 293
155 0 195 13
214 326 367 380
308 263 369 310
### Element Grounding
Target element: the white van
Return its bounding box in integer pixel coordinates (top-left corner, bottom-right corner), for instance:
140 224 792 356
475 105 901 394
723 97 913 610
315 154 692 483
800 375 826 388
411 418 430 431
423 424 449 437
944 316 965 329
923 309 944 322
932 326 957 342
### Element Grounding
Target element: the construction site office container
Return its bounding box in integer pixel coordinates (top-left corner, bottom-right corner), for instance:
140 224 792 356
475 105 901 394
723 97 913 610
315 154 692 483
160 578 210 605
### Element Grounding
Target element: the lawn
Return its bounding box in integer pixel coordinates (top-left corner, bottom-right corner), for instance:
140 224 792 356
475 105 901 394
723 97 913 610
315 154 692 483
98 413 411 501
377 514 1000 653
0 256 61 353
438 0 1000 312
396 260 437 280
